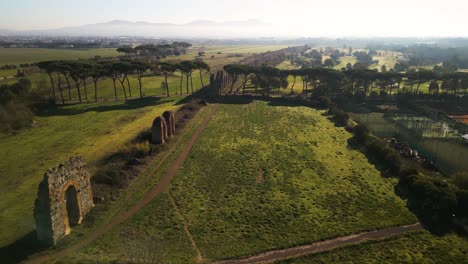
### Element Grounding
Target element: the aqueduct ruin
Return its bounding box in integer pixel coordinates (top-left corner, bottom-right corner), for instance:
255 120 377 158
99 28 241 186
152 111 176 144
34 157 94 245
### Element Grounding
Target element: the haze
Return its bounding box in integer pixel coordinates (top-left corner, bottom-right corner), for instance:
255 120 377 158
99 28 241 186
1 0 467 37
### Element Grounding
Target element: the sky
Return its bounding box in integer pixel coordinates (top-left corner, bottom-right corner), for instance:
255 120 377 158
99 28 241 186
1 0 468 37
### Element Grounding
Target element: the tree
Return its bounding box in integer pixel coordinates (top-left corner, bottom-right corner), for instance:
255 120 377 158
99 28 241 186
429 81 439 94
102 61 119 98
460 75 468 95
158 62 177 97
37 61 57 104
90 63 104 102
288 69 300 93
194 61 210 88
179 61 196 94
113 61 133 101
78 62 92 100
117 46 137 57
260 65 280 96
55 61 73 100
323 59 335 68
69 61 84 103
224 64 249 94
132 61 150 99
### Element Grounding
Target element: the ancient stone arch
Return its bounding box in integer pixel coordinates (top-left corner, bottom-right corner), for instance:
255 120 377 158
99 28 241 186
34 157 94 245
163 111 176 136
152 116 168 144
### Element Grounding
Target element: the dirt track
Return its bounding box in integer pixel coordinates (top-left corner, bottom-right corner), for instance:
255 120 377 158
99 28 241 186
213 223 422 264
23 104 220 264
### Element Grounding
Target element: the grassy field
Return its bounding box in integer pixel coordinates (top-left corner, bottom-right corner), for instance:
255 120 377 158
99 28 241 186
54 105 215 264
278 230 468 263
0 48 119 65
166 100 416 261
0 96 183 247
166 45 289 69
61 194 197 264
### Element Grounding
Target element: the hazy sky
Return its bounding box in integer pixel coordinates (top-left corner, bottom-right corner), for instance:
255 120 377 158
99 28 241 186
1 0 467 37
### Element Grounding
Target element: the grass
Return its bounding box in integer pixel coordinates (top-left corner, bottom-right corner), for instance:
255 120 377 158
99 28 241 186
0 48 119 65
52 104 215 263
59 194 197 264
0 96 182 247
165 45 290 69
277 230 468 263
0 69 17 78
168 100 416 261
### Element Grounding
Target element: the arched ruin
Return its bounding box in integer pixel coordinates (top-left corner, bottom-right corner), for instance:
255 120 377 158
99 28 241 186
34 157 94 245
152 116 168 144
163 111 176 136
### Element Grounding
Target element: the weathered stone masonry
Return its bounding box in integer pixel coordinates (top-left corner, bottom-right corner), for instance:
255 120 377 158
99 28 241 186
34 157 94 245
163 111 176 136
152 116 168 144
152 111 176 144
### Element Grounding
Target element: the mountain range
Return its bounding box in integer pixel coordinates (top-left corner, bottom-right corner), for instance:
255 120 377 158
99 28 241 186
0 19 274 38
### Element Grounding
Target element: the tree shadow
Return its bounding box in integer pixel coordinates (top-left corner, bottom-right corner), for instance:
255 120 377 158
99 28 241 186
0 230 48 264
36 96 180 117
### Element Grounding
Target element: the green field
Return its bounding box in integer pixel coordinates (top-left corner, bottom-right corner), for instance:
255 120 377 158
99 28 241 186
62 194 197 264
56 105 216 264
278 230 468 263
0 97 184 247
167 101 416 260
0 48 119 65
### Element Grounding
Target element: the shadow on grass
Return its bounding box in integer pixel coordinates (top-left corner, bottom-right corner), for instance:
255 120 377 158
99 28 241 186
35 96 180 117
0 230 47 264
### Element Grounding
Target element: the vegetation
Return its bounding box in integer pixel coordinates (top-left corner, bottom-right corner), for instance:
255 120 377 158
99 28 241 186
0 48 119 65
0 97 181 247
278 230 468 264
169 101 416 260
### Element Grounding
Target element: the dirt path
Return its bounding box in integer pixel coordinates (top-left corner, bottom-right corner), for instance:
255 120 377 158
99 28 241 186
213 223 422 264
168 192 204 263
24 104 220 264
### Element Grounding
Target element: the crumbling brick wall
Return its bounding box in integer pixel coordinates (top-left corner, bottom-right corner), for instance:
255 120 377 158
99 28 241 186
34 157 94 245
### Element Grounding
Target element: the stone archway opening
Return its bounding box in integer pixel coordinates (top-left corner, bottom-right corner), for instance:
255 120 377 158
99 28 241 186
34 157 94 245
65 185 80 227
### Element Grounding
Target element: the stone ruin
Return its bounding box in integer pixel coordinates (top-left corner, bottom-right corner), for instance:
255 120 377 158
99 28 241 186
152 111 176 144
152 116 168 144
34 157 94 245
163 111 176 136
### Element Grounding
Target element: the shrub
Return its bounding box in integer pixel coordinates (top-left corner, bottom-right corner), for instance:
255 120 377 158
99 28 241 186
118 142 151 160
332 110 349 126
353 123 369 143
384 151 402 174
453 172 468 190
456 190 468 218
317 96 331 109
92 165 131 187
402 174 458 228
0 103 34 133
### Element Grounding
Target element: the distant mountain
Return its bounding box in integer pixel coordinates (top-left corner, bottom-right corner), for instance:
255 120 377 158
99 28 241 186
3 19 273 38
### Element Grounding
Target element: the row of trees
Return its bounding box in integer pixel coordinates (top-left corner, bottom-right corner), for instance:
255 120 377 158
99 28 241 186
38 58 210 104
222 64 468 97
117 42 192 62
